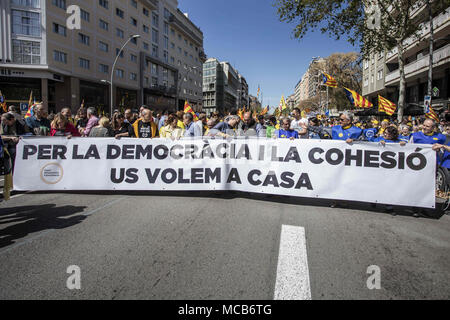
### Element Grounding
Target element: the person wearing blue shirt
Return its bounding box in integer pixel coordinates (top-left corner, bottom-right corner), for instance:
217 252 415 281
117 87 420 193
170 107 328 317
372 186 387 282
411 119 446 145
374 126 407 146
276 119 299 140
362 123 378 142
332 112 363 143
398 124 412 142
183 113 196 137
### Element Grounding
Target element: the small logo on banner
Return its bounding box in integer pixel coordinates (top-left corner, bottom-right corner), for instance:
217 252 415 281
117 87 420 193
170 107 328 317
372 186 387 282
40 163 64 184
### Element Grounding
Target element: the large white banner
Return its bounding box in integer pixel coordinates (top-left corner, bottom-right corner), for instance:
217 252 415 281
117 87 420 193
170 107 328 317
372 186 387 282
13 137 436 208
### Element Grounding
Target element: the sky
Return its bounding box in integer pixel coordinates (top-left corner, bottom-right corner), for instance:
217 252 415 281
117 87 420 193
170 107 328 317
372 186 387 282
178 0 359 108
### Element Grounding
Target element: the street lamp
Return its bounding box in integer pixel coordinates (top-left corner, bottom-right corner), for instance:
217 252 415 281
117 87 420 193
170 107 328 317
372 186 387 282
109 34 140 116
177 66 198 110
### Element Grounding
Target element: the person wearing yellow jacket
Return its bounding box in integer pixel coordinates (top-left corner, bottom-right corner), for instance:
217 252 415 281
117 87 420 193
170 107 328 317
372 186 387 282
132 108 159 138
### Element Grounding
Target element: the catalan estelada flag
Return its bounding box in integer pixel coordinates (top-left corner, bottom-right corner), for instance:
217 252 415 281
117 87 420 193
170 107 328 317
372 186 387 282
184 100 198 121
0 91 7 113
322 73 338 88
378 96 397 116
343 87 373 109
425 105 439 123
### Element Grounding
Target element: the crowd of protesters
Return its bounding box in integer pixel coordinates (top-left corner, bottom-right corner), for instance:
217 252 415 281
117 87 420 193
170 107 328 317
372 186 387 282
1 103 450 211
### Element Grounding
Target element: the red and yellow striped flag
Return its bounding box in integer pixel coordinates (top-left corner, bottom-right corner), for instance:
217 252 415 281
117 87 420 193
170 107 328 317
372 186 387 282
184 100 199 121
260 106 269 116
378 96 397 116
425 106 439 123
344 87 373 109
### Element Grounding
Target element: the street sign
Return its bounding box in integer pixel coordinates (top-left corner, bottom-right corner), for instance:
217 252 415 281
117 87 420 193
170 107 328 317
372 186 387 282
433 87 440 97
424 95 432 113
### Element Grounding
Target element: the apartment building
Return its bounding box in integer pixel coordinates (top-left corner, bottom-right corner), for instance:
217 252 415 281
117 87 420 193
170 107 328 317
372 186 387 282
293 58 325 107
202 57 242 115
362 4 450 111
238 73 249 110
0 0 206 114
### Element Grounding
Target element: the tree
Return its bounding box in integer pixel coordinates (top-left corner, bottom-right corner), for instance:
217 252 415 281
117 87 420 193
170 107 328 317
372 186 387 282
308 52 362 111
275 0 450 121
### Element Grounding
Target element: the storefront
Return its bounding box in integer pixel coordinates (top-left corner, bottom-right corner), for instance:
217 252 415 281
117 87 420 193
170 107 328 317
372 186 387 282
79 80 109 115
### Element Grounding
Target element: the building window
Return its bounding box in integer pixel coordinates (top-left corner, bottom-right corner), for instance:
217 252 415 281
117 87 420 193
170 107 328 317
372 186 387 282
151 63 158 75
163 36 168 50
163 50 168 63
152 12 159 28
52 23 66 36
115 48 124 58
364 60 369 69
152 28 158 43
80 9 90 22
53 50 67 63
152 44 158 57
116 69 124 78
12 0 40 8
143 24 149 33
52 0 66 10
130 73 137 81
143 8 149 16
99 19 109 31
130 54 137 63
116 8 124 19
164 8 171 20
130 17 137 27
364 77 369 87
12 39 40 64
99 41 109 52
99 63 109 73
377 69 384 81
143 42 149 51
152 77 158 86
116 28 124 38
99 0 108 9
79 58 90 69
78 33 90 46
164 22 169 35
12 10 40 37
130 0 137 8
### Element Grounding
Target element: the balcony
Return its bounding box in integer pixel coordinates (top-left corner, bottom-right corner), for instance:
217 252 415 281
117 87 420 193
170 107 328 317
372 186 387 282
141 0 158 10
145 84 177 96
386 7 450 61
385 43 450 84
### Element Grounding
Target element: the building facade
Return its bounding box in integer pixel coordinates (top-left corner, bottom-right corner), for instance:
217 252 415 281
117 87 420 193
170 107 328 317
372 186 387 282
202 57 243 115
0 0 206 114
294 58 325 107
238 73 249 110
362 4 450 111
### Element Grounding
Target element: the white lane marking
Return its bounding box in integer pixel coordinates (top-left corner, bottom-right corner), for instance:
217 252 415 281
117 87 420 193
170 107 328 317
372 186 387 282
274 225 311 300
0 197 128 255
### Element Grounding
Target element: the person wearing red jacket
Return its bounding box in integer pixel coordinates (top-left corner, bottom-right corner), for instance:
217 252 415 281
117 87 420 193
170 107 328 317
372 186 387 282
50 113 81 138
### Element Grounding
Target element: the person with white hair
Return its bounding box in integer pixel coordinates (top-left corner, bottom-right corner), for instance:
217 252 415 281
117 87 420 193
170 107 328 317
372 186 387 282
331 111 362 143
81 107 99 137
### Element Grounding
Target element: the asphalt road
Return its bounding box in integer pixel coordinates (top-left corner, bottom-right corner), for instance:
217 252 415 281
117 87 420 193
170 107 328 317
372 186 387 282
0 186 449 300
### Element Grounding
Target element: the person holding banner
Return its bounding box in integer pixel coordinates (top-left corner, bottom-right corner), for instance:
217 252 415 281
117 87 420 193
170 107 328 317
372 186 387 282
25 103 50 136
411 119 446 145
132 108 159 139
398 125 412 142
212 115 240 138
50 113 81 138
332 112 362 143
112 113 134 139
276 118 299 140
160 114 185 139
374 126 407 146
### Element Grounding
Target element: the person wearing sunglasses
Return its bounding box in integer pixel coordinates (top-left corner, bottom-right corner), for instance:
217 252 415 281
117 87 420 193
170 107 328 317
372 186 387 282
331 111 363 143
